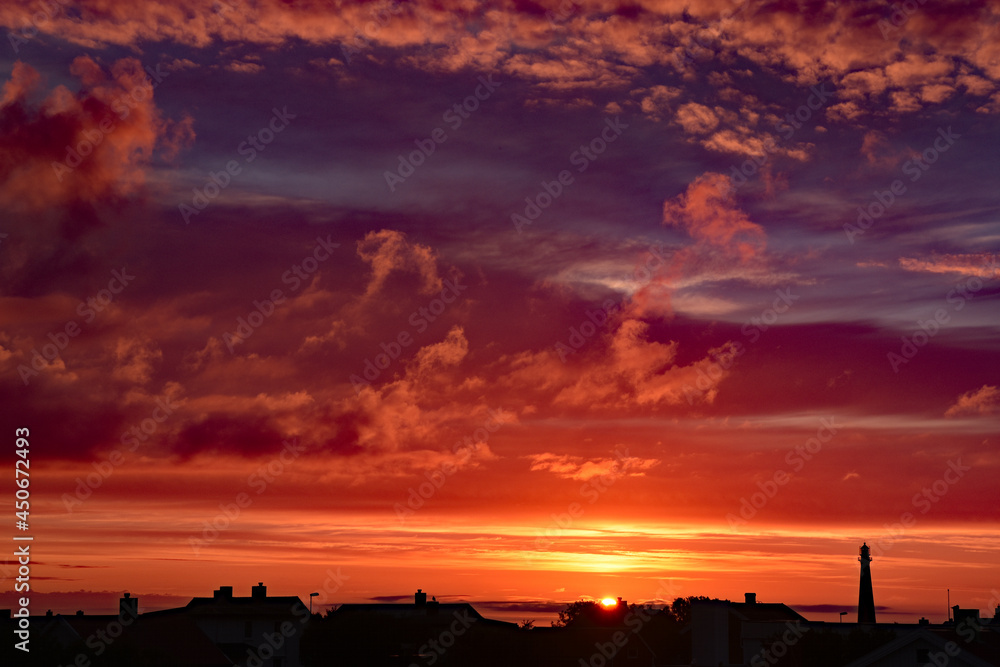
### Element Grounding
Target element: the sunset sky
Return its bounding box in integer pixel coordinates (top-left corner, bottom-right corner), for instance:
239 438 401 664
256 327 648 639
1 0 999 626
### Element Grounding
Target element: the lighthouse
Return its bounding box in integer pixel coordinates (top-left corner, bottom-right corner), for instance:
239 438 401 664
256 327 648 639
858 542 876 623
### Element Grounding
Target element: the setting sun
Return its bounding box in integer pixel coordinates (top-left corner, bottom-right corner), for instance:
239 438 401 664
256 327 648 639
601 598 618 608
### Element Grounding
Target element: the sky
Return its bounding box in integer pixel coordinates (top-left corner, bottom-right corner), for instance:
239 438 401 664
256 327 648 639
1 0 999 626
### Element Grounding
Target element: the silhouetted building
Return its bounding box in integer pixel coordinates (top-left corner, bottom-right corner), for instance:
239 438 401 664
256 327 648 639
691 592 806 665
146 582 309 667
22 594 233 667
954 605 981 629
858 542 876 624
302 589 519 666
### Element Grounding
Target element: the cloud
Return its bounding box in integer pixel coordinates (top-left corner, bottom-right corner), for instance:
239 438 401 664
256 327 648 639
552 320 738 409
945 385 1000 418
2 0 996 123
898 254 999 278
839 70 889 100
225 60 264 74
0 57 193 215
333 326 510 477
357 229 444 297
825 100 864 123
674 102 720 134
883 54 952 89
525 450 659 481
662 172 767 264
859 130 898 169
636 85 682 121
111 336 163 385
411 325 469 377
957 72 994 96
609 172 774 318
0 60 39 107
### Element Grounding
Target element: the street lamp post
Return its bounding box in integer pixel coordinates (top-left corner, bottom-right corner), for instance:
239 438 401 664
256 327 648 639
840 611 847 623
310 592 319 614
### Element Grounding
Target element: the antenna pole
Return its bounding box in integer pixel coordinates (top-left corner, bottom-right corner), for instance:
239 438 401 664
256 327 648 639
948 589 951 622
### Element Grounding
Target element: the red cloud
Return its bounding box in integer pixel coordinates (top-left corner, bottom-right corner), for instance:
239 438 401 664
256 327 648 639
0 56 193 215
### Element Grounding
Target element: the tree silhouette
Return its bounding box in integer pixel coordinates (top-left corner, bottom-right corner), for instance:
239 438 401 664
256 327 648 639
551 600 607 627
670 595 715 626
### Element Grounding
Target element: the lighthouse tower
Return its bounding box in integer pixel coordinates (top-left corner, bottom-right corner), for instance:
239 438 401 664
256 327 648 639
858 542 876 623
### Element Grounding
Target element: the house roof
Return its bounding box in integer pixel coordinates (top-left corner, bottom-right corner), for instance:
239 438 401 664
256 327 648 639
729 601 807 623
143 595 305 617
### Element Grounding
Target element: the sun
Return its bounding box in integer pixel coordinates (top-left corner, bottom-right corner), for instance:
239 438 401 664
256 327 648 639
600 597 617 607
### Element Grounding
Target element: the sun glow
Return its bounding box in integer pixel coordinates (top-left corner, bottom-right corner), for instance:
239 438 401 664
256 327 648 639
600 597 617 607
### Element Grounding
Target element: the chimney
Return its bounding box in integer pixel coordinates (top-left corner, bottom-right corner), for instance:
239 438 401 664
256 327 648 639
120 592 138 619
214 586 233 600
252 582 267 600
415 589 427 606
745 593 757 605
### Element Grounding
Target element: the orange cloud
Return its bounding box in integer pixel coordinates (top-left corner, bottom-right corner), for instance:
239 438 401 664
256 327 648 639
552 320 737 409
2 0 996 121
357 229 444 297
838 69 889 100
662 172 767 263
335 326 512 474
945 385 1000 418
636 85 682 120
525 450 660 481
898 254 999 278
674 102 720 134
619 172 773 318
884 54 953 88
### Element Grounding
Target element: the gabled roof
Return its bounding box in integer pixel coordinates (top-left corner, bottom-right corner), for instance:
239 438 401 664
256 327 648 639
144 595 305 617
729 601 807 623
